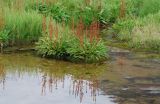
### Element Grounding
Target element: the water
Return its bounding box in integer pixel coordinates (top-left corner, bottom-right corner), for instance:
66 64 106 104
0 52 160 104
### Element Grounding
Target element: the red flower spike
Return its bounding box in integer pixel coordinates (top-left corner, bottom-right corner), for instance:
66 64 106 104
42 16 47 33
77 18 84 46
49 19 53 40
55 23 59 41
96 22 100 42
89 22 94 43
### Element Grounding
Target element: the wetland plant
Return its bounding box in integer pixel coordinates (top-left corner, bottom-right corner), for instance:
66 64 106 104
36 17 108 63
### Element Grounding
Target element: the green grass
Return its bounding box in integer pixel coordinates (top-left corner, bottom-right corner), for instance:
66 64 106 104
67 38 108 63
36 18 108 63
129 12 160 52
3 9 42 45
36 19 72 59
0 0 160 61
108 10 160 52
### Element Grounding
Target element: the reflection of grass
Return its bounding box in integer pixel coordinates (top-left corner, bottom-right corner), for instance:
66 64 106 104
1 53 106 79
1 52 106 103
0 64 5 85
38 59 106 80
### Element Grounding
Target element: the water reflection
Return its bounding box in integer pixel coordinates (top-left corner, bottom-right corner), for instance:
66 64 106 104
0 64 5 89
40 74 100 103
1 52 159 104
0 53 115 104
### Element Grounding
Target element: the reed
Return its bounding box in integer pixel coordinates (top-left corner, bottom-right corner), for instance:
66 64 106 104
4 9 42 45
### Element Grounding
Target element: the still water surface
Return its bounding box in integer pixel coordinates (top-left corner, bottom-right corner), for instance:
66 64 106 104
0 52 160 104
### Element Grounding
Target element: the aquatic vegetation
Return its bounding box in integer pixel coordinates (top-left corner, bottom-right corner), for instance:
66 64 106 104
67 20 108 63
36 17 108 63
0 0 159 55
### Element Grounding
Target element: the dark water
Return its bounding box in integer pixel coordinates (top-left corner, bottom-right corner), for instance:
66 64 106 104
0 52 160 104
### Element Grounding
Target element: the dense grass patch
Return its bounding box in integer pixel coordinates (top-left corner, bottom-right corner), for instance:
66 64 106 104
130 12 160 51
36 18 108 63
3 9 42 45
0 0 159 59
102 0 160 52
67 38 108 63
36 20 72 59
25 0 121 27
109 11 160 52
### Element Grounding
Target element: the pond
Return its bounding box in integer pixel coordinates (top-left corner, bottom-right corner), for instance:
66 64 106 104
0 51 160 104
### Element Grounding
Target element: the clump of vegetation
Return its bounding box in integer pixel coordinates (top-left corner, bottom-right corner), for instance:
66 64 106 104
106 0 160 52
36 17 108 63
0 0 159 61
112 18 135 41
129 12 160 52
67 20 108 63
67 38 108 63
109 10 160 52
4 9 42 45
0 30 10 46
25 0 121 27
36 17 72 59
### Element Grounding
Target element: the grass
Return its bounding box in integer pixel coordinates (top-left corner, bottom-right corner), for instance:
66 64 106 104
105 0 160 52
25 0 121 27
36 18 72 59
3 8 42 45
129 12 160 52
0 0 160 62
36 17 108 63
